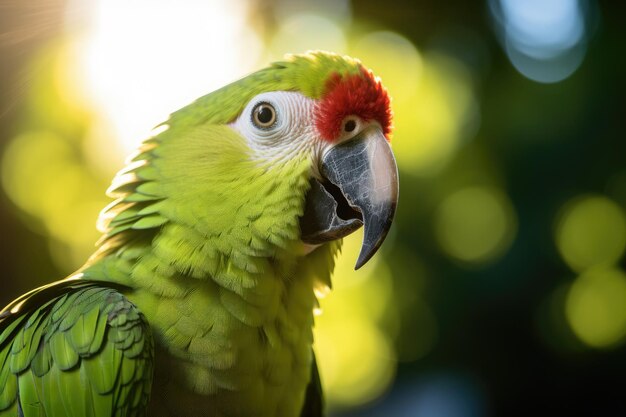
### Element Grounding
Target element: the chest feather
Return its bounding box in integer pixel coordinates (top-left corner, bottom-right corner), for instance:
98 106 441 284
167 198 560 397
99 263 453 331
130 262 318 417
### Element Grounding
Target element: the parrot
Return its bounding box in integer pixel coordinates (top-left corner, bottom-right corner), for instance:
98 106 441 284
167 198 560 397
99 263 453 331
0 51 398 417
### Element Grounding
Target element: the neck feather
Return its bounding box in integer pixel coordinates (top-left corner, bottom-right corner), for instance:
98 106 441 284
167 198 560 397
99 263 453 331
82 126 314 297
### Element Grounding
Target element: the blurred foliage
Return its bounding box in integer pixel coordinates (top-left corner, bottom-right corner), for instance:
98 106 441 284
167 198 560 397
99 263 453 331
1 40 112 270
1 0 626 416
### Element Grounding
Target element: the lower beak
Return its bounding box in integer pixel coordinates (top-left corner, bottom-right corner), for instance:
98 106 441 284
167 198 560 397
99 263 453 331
300 126 399 269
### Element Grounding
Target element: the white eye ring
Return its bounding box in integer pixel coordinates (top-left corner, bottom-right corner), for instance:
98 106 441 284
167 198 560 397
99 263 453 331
251 102 277 129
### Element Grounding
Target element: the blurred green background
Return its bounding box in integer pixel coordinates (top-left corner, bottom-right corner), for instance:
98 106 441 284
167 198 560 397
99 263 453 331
1 0 625 415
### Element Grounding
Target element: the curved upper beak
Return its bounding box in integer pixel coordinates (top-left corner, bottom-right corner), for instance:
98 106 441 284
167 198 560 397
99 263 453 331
300 126 399 269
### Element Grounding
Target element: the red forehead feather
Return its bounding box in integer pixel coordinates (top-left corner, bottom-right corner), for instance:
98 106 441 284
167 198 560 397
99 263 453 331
314 67 392 142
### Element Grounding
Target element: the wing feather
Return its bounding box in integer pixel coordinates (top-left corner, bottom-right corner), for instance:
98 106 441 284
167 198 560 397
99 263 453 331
0 280 154 417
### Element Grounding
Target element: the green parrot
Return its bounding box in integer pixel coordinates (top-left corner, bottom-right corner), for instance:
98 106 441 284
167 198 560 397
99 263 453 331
0 51 398 417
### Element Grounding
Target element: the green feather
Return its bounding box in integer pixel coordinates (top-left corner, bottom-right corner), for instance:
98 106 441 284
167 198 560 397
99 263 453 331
49 331 79 371
68 307 100 353
0 282 154 416
17 372 43 417
30 343 52 377
55 369 89 417
0 372 16 410
132 215 168 230
87 310 109 355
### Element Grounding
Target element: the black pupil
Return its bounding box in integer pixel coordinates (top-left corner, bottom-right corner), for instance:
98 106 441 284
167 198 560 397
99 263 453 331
257 106 274 124
344 120 356 132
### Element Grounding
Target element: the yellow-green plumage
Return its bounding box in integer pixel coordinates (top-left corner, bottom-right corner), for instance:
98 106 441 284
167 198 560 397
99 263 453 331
82 122 339 416
0 51 388 417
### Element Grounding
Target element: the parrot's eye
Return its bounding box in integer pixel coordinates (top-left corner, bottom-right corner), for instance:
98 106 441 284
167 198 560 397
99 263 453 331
340 116 361 140
343 118 357 133
251 102 277 129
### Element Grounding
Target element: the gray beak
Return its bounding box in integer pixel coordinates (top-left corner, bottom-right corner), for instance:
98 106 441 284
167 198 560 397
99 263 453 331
300 126 399 269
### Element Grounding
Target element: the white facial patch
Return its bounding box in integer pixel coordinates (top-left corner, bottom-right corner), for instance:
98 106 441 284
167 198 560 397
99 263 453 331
230 91 326 165
230 91 380 183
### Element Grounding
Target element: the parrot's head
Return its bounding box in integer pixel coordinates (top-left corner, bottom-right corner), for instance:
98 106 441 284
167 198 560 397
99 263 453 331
98 51 398 272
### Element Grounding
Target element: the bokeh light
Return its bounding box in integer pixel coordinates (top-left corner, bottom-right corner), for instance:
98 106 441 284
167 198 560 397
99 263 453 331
565 266 626 348
314 230 398 407
352 32 479 176
0 42 108 270
1 131 105 265
555 195 626 272
434 186 517 265
268 13 347 58
271 0 352 24
406 374 486 417
351 31 423 106
490 0 589 83
356 373 487 417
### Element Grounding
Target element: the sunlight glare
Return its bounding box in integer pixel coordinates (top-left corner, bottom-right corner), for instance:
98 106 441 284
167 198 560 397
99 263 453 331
75 0 262 152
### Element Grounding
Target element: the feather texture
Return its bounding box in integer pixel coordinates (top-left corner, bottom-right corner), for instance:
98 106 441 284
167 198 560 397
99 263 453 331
0 280 154 417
